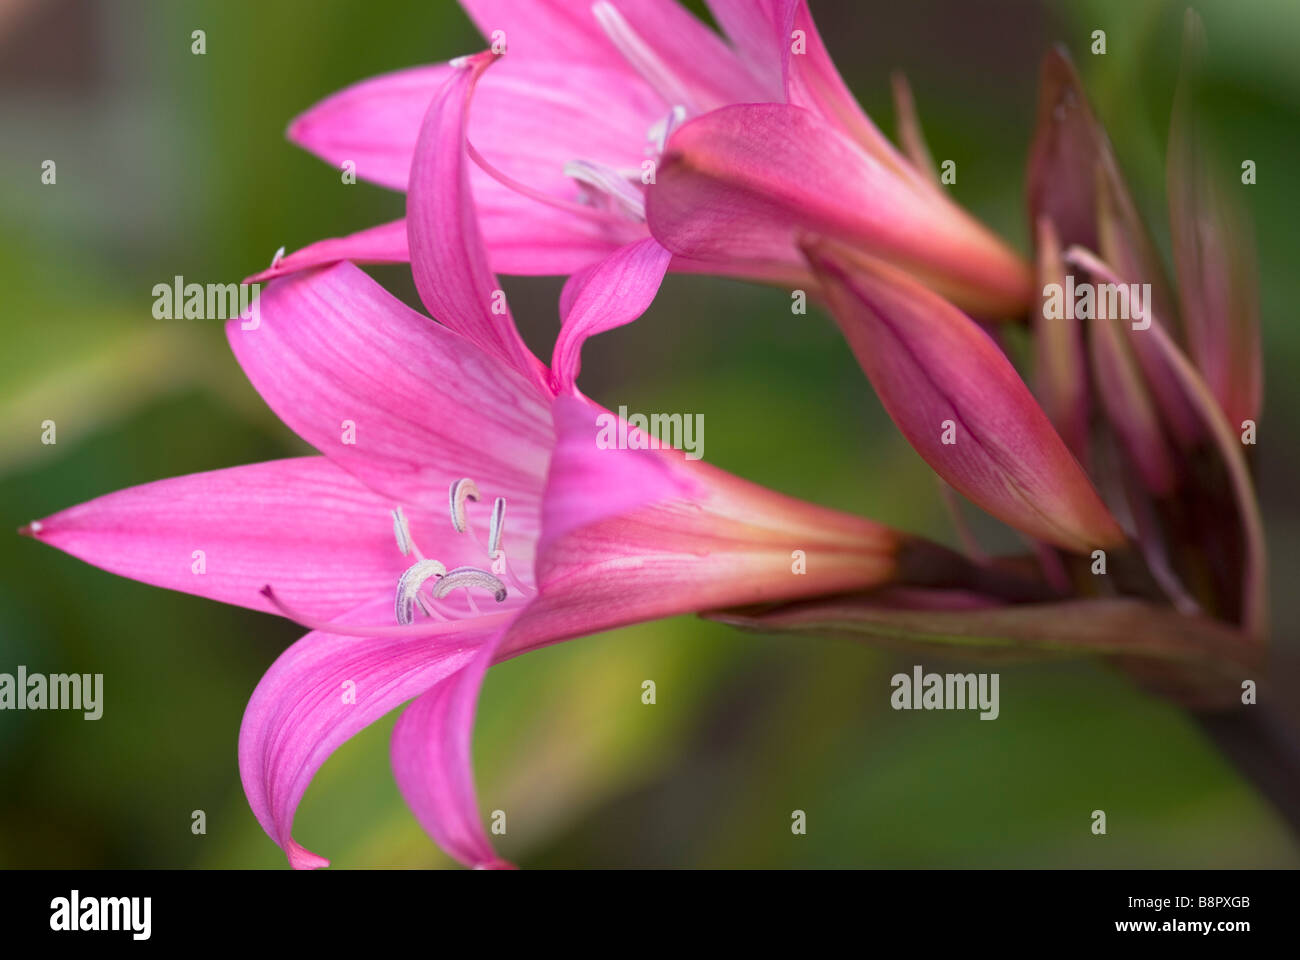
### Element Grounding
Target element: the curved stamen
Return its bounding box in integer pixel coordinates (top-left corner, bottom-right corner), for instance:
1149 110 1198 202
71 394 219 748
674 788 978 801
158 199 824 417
395 558 447 625
449 478 480 534
260 585 510 639
466 141 632 227
431 566 508 603
488 497 507 557
391 507 413 556
563 159 645 220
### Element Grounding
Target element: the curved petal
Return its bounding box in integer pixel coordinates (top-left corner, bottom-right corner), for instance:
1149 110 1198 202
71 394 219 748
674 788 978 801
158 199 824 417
648 103 1032 317
247 220 411 284
247 209 640 284
805 240 1124 554
390 622 514 870
239 596 497 869
22 458 418 620
407 52 548 386
288 64 453 191
462 0 765 109
550 238 672 391
288 60 662 196
227 262 553 547
704 0 793 98
540 395 695 548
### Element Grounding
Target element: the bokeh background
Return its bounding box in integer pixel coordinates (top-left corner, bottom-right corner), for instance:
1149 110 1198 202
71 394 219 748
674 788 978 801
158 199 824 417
2 0 1298 868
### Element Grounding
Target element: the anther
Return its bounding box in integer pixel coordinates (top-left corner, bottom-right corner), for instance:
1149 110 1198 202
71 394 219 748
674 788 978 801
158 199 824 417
488 497 506 557
448 478 480 533
395 558 447 625
431 566 508 603
391 507 412 556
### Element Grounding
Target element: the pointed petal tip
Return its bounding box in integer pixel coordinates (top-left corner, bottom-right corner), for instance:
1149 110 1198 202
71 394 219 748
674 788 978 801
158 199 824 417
17 520 43 538
286 841 331 870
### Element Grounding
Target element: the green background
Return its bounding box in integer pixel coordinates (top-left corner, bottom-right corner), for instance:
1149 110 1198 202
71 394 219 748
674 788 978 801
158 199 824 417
1 0 1297 867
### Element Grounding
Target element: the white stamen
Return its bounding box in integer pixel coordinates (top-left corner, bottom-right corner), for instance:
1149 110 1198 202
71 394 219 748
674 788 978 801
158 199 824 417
488 497 507 556
395 558 447 625
563 159 646 220
449 478 481 533
270 246 285 269
431 565 508 603
28 520 43 534
646 105 687 154
391 507 412 556
591 1 700 114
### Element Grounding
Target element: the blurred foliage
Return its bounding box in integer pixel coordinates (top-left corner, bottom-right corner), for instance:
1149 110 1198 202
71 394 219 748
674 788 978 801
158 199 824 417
0 0 1297 868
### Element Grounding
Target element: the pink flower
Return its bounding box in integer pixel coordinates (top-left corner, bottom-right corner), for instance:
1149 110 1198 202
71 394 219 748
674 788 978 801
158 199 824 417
21 44 951 867
22 255 915 869
252 0 1031 317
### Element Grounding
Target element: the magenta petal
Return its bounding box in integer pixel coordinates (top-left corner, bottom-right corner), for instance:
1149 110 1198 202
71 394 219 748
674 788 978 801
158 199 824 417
458 0 630 69
390 623 514 870
247 209 640 284
807 242 1124 553
550 238 672 392
541 395 696 549
407 53 548 386
227 262 553 532
648 103 1032 317
239 596 497 869
289 64 453 191
26 458 413 620
703 0 793 98
247 220 410 284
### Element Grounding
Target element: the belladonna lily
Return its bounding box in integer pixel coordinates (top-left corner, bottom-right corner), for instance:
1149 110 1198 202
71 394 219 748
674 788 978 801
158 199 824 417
251 0 1032 318
17 48 1061 870
21 260 921 869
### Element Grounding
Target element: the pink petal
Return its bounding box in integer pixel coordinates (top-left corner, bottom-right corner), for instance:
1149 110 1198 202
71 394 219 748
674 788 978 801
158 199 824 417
226 262 553 542
462 0 765 109
247 220 410 284
390 622 514 870
288 64 453 191
24 458 417 620
281 57 660 280
407 52 549 386
539 394 696 549
703 0 793 98
708 0 919 177
550 238 672 392
289 60 661 196
647 103 1032 317
239 596 499 868
806 241 1124 554
247 210 641 284
500 422 905 659
458 0 631 69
